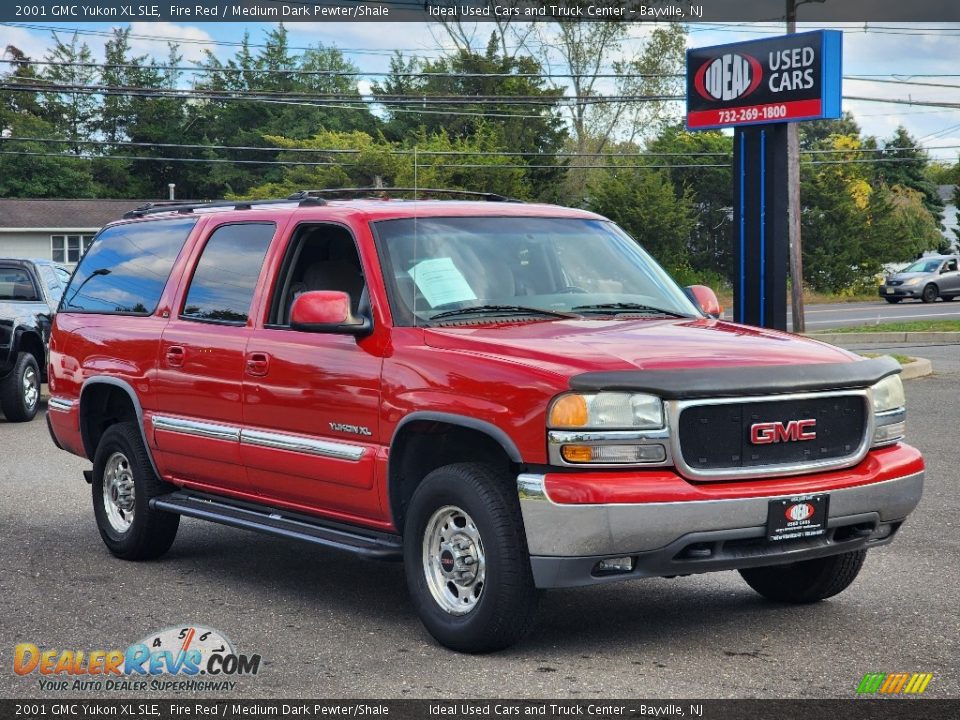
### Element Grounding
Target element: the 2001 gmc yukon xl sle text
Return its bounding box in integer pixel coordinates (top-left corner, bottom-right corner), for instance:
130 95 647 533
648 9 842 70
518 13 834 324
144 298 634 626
47 192 924 653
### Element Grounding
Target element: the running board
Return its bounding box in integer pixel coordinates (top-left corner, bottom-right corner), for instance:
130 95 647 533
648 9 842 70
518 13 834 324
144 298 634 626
150 490 402 560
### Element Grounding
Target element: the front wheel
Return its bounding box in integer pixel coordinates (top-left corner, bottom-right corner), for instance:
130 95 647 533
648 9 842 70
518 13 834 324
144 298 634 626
92 422 180 560
404 462 539 653
0 352 40 422
739 549 867 603
921 284 938 303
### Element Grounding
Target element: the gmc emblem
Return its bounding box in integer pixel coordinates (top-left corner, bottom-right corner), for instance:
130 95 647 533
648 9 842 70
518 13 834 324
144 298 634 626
750 419 817 445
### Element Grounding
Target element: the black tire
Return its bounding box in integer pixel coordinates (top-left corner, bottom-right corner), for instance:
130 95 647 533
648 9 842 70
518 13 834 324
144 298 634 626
884 297 902 304
403 462 539 653
0 352 41 422
739 549 867 604
921 284 938 303
92 421 179 560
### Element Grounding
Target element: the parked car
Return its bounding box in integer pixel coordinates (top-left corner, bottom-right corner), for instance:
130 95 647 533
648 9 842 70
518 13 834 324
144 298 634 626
47 192 923 652
0 258 71 421
878 254 960 303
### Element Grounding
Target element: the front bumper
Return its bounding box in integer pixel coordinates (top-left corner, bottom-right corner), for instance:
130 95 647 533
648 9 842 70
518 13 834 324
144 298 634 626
879 286 920 298
519 445 924 588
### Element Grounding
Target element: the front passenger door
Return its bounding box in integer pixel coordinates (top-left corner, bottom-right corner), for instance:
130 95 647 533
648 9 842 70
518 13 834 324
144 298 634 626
241 223 383 523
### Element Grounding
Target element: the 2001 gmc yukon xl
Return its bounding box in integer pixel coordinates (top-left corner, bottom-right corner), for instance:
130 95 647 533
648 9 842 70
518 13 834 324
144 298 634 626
47 191 923 653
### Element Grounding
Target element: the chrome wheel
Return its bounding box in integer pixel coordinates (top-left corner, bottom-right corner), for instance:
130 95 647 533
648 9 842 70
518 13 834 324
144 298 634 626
22 365 39 410
102 451 136 533
422 505 486 616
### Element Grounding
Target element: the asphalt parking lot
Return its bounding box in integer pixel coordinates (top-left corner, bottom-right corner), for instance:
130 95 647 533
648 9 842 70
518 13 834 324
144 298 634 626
1 356 957 700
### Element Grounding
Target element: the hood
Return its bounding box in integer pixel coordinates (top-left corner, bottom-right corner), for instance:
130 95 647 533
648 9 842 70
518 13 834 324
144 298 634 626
423 317 855 378
889 271 933 282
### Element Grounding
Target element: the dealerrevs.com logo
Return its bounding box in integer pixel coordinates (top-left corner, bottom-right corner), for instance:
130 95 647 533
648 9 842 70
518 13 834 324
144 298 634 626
13 625 261 693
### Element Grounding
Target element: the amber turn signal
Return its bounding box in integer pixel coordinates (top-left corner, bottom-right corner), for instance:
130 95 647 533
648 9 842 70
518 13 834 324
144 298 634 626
549 395 589 428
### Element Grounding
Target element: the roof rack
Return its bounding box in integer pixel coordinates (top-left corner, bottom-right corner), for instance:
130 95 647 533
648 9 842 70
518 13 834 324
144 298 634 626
123 195 326 219
290 187 524 203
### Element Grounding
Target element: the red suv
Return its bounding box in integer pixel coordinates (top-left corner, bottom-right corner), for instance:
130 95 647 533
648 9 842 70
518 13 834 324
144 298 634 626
47 192 923 652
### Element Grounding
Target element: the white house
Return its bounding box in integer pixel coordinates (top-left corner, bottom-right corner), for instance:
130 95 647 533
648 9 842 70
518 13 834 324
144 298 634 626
0 199 152 265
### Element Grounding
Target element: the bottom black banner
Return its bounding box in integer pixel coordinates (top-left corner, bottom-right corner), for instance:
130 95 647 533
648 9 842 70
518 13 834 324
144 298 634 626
2 699 958 720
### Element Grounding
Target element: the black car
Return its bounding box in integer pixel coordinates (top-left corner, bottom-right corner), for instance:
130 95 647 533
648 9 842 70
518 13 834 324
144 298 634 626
0 259 71 421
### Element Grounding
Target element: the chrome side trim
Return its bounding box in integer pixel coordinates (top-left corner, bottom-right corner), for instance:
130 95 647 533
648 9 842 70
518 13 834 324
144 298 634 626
47 397 75 412
518 469 924 557
667 389 875 482
152 415 241 443
241 428 364 462
547 428 672 468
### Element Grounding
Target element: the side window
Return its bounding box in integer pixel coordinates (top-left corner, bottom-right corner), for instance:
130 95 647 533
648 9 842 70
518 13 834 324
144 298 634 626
37 265 62 296
0 267 39 301
268 225 365 327
182 223 275 325
62 218 197 314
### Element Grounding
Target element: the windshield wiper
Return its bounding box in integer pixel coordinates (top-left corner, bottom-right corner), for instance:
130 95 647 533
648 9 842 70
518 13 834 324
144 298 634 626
571 302 692 318
429 304 577 322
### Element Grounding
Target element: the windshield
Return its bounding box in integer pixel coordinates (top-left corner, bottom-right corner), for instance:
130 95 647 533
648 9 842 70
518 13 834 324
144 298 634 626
373 216 700 326
903 259 942 273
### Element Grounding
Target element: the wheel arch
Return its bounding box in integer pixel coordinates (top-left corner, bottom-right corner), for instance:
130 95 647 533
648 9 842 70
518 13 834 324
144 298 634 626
388 412 523 533
12 328 45 377
79 377 159 477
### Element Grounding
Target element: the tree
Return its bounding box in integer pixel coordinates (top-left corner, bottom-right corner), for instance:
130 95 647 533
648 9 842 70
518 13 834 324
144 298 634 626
40 32 97 152
587 164 696 273
646 125 733 281
534 22 687 199
372 37 567 200
237 127 529 201
800 135 931 293
877 126 944 222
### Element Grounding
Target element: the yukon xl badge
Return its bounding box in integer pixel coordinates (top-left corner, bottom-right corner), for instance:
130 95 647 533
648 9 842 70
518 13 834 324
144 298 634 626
329 422 372 437
750 419 817 445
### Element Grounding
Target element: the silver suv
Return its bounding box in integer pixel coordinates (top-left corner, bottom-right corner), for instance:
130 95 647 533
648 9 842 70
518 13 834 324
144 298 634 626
879 254 960 304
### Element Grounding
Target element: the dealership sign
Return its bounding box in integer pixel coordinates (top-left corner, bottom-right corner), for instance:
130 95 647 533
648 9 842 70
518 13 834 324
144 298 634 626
686 30 842 130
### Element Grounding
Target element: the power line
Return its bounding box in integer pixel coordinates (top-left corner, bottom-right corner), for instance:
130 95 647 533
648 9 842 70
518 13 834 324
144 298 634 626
7 136 959 157
0 57 683 81
0 148 942 170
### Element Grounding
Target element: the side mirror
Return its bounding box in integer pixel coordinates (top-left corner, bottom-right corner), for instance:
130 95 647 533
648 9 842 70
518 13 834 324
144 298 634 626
290 291 372 336
686 285 723 319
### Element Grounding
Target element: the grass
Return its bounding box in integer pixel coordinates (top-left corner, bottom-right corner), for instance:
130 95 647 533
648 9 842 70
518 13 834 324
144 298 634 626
814 319 960 334
860 352 915 365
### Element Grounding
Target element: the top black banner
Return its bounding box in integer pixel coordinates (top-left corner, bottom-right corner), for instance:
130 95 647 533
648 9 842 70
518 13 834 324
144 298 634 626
1 0 959 23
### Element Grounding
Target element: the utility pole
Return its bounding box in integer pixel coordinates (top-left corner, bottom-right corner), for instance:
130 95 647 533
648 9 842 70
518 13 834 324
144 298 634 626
787 0 805 332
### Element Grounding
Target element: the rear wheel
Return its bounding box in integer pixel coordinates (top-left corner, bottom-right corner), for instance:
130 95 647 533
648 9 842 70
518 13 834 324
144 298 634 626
404 462 539 653
0 352 40 422
921 284 938 303
739 549 867 603
884 297 902 304
92 422 179 560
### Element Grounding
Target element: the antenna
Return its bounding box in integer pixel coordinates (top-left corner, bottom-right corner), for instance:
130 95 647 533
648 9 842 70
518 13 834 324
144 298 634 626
412 145 419 328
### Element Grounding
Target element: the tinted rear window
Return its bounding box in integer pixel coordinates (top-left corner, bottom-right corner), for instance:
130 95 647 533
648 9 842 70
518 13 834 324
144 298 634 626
0 267 39 301
181 222 275 325
61 218 197 315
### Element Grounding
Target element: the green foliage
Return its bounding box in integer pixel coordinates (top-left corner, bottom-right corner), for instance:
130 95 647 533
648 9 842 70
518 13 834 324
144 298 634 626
587 165 696 273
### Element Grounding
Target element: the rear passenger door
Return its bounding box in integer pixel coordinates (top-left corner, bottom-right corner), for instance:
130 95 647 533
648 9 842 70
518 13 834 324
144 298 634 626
240 223 383 522
152 222 275 496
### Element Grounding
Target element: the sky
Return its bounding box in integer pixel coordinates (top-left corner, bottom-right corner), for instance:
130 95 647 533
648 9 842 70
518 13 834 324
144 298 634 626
3 20 960 162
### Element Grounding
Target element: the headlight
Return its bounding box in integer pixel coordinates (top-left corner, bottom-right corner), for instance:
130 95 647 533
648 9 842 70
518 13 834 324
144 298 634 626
871 374 906 447
871 374 905 413
904 277 921 286
548 392 664 429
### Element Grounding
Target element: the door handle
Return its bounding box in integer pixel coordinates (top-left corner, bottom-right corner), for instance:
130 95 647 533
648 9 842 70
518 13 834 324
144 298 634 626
245 351 270 377
165 345 185 368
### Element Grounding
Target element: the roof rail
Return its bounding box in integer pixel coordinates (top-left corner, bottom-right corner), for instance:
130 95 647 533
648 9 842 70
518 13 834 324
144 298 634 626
122 195 326 219
290 187 524 203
